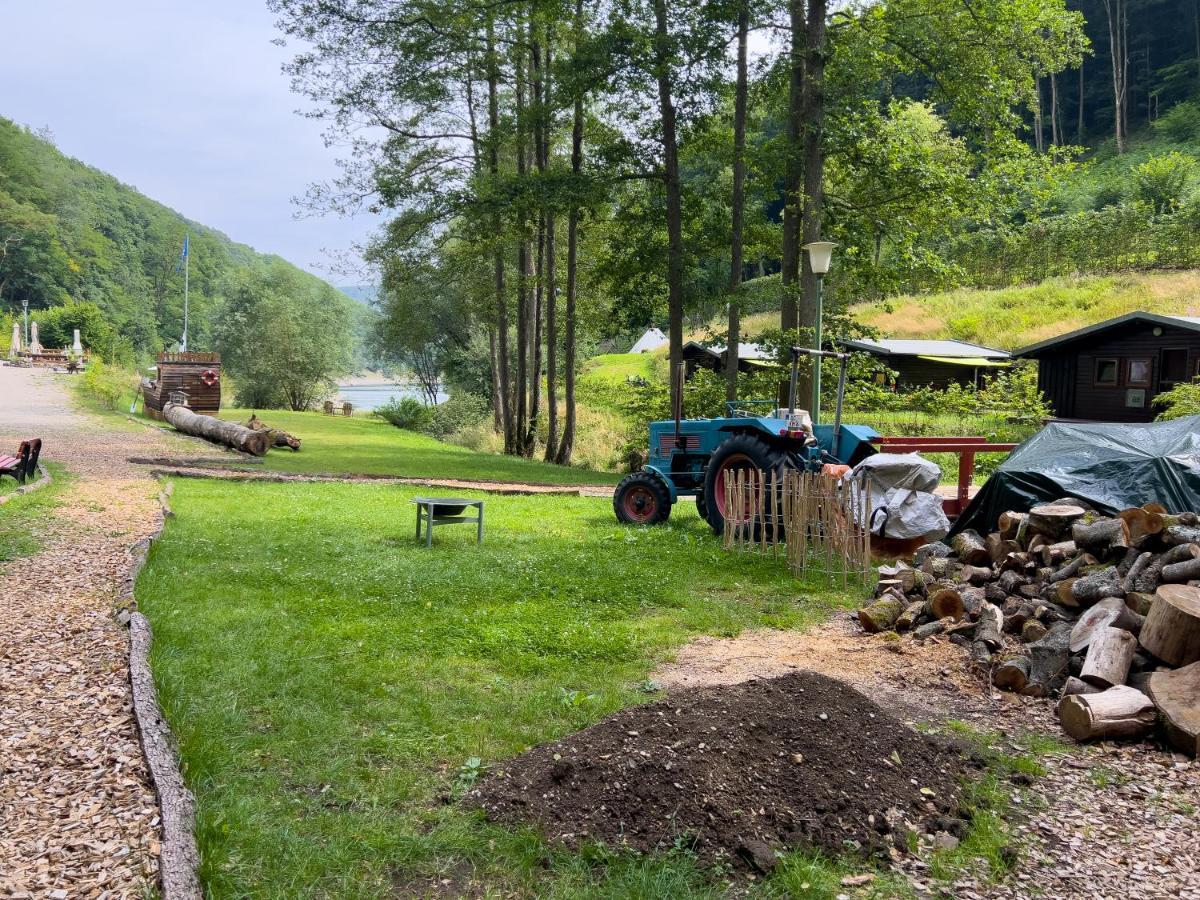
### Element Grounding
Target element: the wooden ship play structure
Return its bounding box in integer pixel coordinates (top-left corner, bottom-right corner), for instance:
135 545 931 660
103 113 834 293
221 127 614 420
141 352 222 420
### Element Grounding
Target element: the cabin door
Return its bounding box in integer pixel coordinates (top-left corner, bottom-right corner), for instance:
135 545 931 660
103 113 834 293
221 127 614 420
1159 348 1189 393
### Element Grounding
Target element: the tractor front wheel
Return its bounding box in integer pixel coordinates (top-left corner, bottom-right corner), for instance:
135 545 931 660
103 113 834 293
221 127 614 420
613 471 672 526
702 434 793 535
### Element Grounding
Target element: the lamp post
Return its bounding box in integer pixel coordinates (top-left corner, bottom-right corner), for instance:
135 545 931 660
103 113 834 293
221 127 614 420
21 296 29 348
802 241 836 423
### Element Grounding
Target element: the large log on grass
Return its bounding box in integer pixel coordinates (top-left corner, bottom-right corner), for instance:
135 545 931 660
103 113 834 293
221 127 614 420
164 403 271 456
1058 685 1157 741
1146 662 1200 757
1139 585 1200 667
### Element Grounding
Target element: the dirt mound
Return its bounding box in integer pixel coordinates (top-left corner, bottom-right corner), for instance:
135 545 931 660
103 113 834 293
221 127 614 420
468 671 976 870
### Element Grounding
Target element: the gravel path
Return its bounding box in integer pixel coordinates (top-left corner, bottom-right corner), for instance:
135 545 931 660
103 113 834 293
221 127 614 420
0 367 220 898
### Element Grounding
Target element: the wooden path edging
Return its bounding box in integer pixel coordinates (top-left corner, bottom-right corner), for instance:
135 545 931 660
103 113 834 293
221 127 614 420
0 462 52 506
119 488 202 900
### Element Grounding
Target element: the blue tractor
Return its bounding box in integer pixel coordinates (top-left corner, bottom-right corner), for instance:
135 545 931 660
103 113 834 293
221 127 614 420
613 347 879 533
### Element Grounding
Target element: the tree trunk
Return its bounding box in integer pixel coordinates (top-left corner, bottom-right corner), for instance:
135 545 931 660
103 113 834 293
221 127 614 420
725 1 749 403
487 20 514 453
1077 60 1086 143
164 404 270 456
1146 661 1200 757
1050 71 1061 147
488 326 502 432
797 0 828 411
1034 76 1045 153
859 595 903 633
544 207 559 461
1102 0 1129 154
1058 685 1156 741
555 1 583 467
652 0 685 422
527 25 546 457
514 22 531 456
1139 584 1200 666
1080 625 1138 688
780 0 804 332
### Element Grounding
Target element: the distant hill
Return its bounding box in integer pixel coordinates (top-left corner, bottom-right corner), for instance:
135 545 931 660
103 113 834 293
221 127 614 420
338 285 378 306
0 116 346 357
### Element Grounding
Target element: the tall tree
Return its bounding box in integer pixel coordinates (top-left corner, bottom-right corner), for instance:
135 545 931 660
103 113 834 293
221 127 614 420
725 0 749 402
780 0 804 333
1102 0 1130 152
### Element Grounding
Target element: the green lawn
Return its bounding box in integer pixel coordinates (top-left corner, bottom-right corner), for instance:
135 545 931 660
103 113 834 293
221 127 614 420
211 409 621 486
139 478 896 898
0 465 66 561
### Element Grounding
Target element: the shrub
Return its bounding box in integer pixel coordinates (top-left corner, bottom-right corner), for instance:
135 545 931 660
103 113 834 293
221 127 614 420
37 303 117 357
374 396 433 431
1132 152 1196 214
82 359 133 410
422 393 492 440
1154 379 1200 420
1155 100 1200 143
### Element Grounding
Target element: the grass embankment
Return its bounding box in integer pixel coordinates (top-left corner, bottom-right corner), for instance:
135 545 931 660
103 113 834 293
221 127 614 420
139 478 909 897
0 464 66 561
216 408 621 486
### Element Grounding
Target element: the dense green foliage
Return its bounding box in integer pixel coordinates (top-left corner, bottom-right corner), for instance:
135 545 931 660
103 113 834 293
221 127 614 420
1154 378 1200 419
212 261 353 410
0 117 359 369
137 478 895 897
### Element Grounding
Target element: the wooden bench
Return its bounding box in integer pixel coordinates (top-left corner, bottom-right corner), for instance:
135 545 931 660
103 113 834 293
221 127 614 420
0 438 41 485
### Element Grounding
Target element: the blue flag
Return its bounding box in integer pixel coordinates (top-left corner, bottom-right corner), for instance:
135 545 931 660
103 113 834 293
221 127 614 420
176 234 189 272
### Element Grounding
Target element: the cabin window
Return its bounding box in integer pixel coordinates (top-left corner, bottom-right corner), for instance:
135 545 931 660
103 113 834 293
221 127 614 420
1162 348 1189 384
1126 357 1152 387
1094 358 1119 386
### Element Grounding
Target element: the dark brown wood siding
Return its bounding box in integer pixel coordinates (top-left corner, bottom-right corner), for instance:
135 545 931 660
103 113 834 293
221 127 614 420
885 356 986 390
1027 320 1200 422
142 353 222 420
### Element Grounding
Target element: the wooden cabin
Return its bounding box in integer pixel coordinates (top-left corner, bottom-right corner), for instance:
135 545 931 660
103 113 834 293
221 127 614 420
682 341 774 379
141 351 222 420
838 338 1012 389
1014 312 1200 423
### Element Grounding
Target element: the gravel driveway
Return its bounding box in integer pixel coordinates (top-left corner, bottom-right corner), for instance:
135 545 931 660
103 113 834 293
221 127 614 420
0 366 218 898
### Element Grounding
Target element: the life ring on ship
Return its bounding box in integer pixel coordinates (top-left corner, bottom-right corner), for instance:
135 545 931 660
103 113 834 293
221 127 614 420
200 368 219 387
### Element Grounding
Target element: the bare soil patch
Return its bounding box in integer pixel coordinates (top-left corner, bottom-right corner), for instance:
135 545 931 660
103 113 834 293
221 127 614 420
469 671 975 872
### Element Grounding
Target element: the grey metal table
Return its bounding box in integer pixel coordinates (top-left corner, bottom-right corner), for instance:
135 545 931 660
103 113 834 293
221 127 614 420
412 497 484 547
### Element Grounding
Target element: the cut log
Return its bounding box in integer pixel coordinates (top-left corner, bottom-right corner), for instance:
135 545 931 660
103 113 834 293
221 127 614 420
1069 597 1144 652
950 530 990 566
996 569 1026 595
976 604 1004 651
1162 524 1200 547
925 587 964 622
984 582 1008 605
1071 567 1125 605
998 511 1028 542
913 542 953 567
959 586 985 617
1027 503 1086 540
1056 578 1080 607
1146 661 1200 757
1122 551 1154 594
1058 685 1157 741
993 656 1029 692
1118 507 1165 546
1143 502 1168 515
912 619 948 640
164 403 271 456
878 563 920 594
923 556 954 579
1134 544 1196 593
1138 584 1200 666
1004 602 1036 634
1039 540 1077 568
1062 676 1100 696
1000 551 1035 575
960 565 993 585
896 600 926 633
1125 592 1155 616
1161 545 1200 583
969 639 993 668
1048 553 1098 584
1024 622 1072 698
986 533 1019 565
1021 619 1048 643
1072 518 1130 557
1080 626 1138 688
245 415 302 451
859 596 903 633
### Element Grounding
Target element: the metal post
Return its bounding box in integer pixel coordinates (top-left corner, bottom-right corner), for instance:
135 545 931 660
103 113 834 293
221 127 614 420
832 352 848 459
787 347 800 415
181 235 190 352
811 275 824 424
22 297 29 347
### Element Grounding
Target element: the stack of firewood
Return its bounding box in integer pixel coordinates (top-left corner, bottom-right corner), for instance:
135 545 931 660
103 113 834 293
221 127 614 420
859 500 1200 756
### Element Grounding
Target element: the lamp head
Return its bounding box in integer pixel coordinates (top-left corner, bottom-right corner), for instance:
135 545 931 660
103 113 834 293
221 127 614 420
802 241 838 275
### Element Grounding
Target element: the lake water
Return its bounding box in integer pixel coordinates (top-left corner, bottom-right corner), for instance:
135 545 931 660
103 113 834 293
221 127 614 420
335 382 447 412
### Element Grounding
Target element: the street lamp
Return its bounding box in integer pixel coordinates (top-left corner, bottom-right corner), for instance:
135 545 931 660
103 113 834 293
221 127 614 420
802 241 837 423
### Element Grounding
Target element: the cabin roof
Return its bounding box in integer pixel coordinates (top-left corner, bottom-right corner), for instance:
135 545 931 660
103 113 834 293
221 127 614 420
839 338 1010 359
1015 311 1200 357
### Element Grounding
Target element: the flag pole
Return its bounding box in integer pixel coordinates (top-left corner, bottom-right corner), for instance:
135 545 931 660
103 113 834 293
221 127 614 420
182 232 190 351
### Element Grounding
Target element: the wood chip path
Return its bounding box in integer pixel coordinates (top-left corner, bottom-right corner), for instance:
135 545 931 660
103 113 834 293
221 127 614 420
0 367 222 898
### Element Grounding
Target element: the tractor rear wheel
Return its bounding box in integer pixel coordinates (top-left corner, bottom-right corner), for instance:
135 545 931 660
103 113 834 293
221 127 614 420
613 471 672 526
702 434 794 535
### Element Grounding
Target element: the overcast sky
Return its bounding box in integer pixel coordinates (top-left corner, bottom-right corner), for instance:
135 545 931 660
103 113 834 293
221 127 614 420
1 1 378 284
